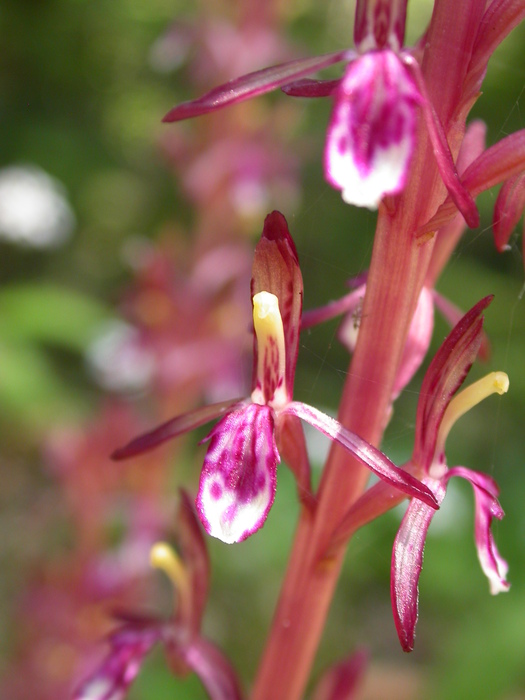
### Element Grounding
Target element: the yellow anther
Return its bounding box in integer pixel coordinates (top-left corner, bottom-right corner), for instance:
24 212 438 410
437 372 509 453
150 542 190 602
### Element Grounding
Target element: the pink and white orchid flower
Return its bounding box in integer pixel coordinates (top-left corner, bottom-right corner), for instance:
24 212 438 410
113 211 437 544
162 0 478 223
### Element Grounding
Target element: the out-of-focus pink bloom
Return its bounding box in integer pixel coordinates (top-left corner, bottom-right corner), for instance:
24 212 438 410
73 494 243 700
113 212 438 543
162 130 300 219
391 297 510 652
113 239 252 405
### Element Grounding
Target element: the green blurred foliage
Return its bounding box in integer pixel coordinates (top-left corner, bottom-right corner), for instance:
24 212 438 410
0 1 524 698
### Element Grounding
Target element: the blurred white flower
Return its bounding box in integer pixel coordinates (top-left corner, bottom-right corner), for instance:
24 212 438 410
87 321 154 392
0 165 75 247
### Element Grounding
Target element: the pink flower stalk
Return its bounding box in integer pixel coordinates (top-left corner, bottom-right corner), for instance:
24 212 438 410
73 493 243 700
162 0 480 222
391 297 510 652
113 211 437 543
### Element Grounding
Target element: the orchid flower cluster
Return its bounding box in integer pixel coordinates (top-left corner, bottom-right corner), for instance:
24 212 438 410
69 0 525 698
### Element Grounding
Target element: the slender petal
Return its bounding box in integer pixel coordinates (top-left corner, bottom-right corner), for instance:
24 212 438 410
493 172 525 252
324 51 420 209
111 399 241 460
413 296 492 472
302 287 365 331
196 403 279 544
251 211 303 400
418 129 525 237
466 0 525 98
179 637 244 700
282 78 341 98
447 467 510 594
431 290 490 361
406 58 479 228
391 479 447 652
283 401 438 508
162 51 351 122
175 490 210 634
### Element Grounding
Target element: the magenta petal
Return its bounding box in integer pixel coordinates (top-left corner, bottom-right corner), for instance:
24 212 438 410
180 637 243 700
391 479 446 652
282 77 342 97
196 403 279 544
73 626 159 700
463 129 525 195
283 402 438 509
406 58 479 228
432 290 491 361
413 296 492 472
421 129 525 236
163 51 351 122
447 467 510 594
111 399 241 460
324 51 420 209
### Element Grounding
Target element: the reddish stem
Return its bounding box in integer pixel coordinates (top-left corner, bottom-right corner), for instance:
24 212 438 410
251 1 484 697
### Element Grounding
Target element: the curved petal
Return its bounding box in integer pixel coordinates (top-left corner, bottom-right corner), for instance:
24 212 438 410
391 479 447 652
405 57 479 228
163 51 351 122
282 401 438 509
111 399 241 460
196 403 279 543
418 129 525 237
493 172 525 252
325 51 420 209
73 625 160 700
446 467 510 594
413 296 492 472
432 290 490 361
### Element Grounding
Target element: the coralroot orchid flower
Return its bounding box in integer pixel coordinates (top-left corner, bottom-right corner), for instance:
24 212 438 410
162 0 478 222
73 493 244 700
113 211 438 544
391 296 510 652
